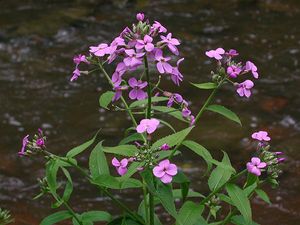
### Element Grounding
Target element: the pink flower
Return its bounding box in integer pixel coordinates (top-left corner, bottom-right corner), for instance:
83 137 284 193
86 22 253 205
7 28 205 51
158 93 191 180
160 143 170 151
245 61 259 79
182 107 191 118
136 13 144 21
171 58 184 86
246 157 267 176
153 159 178 184
227 65 242 78
73 54 89 65
89 43 110 57
112 157 128 176
160 33 180 55
225 49 239 57
70 68 81 82
155 49 172 74
151 21 167 34
128 77 148 100
112 84 128 102
123 49 144 68
135 35 154 52
251 131 271 142
167 93 183 107
136 118 160 134
18 135 29 156
236 80 254 98
36 138 45 147
205 48 225 60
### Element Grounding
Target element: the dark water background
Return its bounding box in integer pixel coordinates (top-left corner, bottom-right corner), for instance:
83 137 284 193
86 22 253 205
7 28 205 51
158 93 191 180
0 0 300 224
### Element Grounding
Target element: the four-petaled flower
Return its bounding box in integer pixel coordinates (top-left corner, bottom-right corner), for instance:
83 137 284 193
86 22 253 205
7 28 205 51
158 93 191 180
205 48 225 60
251 131 271 142
135 35 154 52
128 78 148 100
227 65 242 78
153 159 178 184
171 58 184 86
123 49 145 68
18 135 29 156
155 49 172 74
89 43 110 57
73 54 89 65
136 118 160 134
236 80 254 98
246 157 267 176
151 21 167 34
112 157 128 176
245 61 259 79
225 49 239 57
167 93 183 107
160 33 180 55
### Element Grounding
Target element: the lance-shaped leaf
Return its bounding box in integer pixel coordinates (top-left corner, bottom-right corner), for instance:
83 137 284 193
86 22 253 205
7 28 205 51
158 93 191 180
89 142 109 179
191 82 217 89
176 201 205 225
152 106 188 123
129 96 168 108
99 91 114 109
40 211 72 225
206 104 241 126
103 144 138 157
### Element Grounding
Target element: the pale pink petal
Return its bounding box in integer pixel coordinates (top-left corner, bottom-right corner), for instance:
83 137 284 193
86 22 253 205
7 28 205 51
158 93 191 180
136 124 146 133
117 166 128 176
160 174 173 184
165 164 178 176
153 166 165 178
112 157 120 167
157 62 165 74
257 162 267 169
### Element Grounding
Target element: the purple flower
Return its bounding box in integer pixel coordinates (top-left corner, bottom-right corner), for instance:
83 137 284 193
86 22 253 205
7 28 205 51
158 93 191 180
227 65 242 78
245 61 259 79
236 80 254 98
136 13 144 21
160 143 170 151
160 33 180 55
167 93 183 107
89 43 110 57
18 135 29 156
123 49 144 68
128 77 147 100
225 49 239 57
70 68 81 82
73 54 89 65
153 159 178 184
171 58 184 86
151 21 167 34
135 35 154 52
246 157 267 176
189 115 195 126
112 84 128 102
155 49 172 74
112 157 128 176
205 48 225 60
36 138 45 147
277 158 286 163
251 131 271 142
136 118 160 134
182 107 191 118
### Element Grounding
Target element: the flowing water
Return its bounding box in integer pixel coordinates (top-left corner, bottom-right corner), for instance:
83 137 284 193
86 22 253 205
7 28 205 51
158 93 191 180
0 0 300 224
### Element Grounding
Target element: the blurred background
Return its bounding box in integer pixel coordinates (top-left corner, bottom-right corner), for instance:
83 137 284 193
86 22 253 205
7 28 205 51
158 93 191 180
0 0 300 224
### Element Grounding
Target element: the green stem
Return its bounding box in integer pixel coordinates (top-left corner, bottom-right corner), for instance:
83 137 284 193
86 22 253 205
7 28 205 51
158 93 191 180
142 179 149 224
149 193 154 225
144 56 151 119
199 169 247 205
98 62 147 143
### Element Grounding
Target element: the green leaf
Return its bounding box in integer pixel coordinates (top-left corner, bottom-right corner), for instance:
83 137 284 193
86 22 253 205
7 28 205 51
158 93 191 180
119 133 144 145
244 182 257 197
176 201 204 225
226 184 252 224
103 144 138 157
158 119 176 133
46 159 59 194
208 152 234 191
99 91 114 109
66 131 100 158
129 96 168 108
173 189 205 199
155 182 177 218
92 175 142 189
191 82 217 89
40 211 72 225
89 142 109 179
206 104 241 126
81 211 111 222
218 193 233 205
151 126 193 150
152 106 188 123
138 200 163 225
231 215 259 225
183 140 235 173
255 189 271 204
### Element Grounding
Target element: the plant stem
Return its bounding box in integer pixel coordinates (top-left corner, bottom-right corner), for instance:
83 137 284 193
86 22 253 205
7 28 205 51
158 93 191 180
98 62 147 143
149 193 154 225
142 179 150 224
199 169 247 205
144 56 151 119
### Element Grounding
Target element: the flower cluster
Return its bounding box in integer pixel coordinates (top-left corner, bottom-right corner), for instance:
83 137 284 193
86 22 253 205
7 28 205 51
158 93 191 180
205 48 258 98
246 130 285 179
18 129 46 157
71 13 184 103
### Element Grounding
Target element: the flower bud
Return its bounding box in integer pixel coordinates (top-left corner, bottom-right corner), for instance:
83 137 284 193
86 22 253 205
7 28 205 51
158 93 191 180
136 13 144 21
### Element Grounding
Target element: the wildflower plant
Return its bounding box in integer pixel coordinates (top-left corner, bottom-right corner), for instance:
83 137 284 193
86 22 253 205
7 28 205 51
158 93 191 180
19 13 285 225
